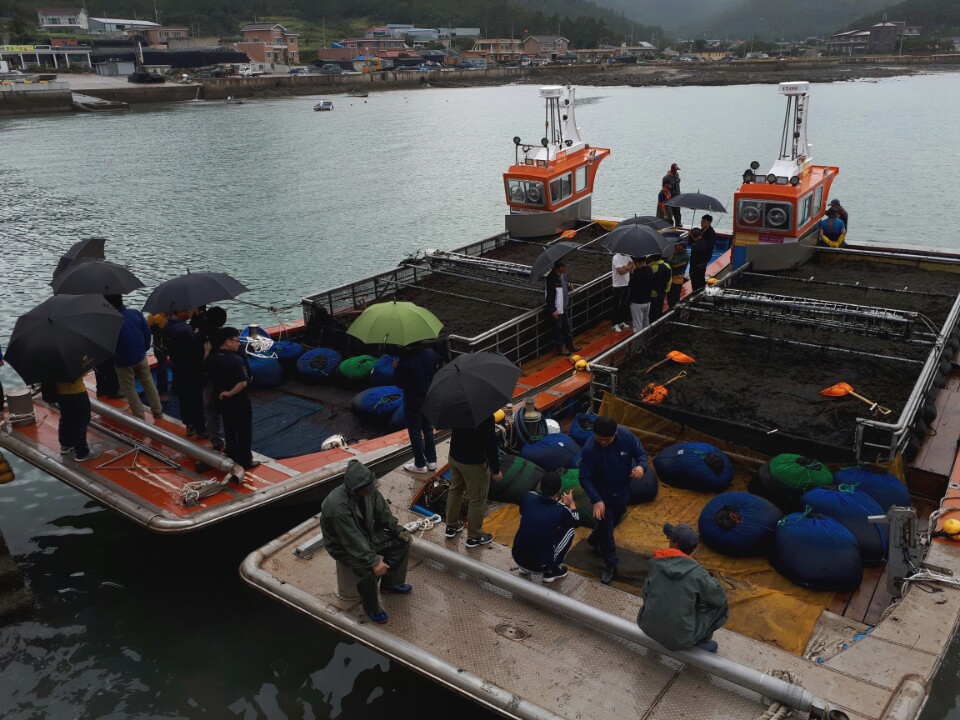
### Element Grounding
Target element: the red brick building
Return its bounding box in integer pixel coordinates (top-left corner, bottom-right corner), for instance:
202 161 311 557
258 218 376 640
235 23 300 64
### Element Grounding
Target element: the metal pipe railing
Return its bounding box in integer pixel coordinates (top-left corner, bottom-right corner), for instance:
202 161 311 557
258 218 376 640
411 538 827 715
89 398 242 478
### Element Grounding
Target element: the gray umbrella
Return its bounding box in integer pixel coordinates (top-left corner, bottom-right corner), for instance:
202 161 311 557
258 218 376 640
51 259 144 296
665 192 727 213
529 241 580 283
600 224 672 258
53 237 106 279
142 272 249 314
617 215 671 231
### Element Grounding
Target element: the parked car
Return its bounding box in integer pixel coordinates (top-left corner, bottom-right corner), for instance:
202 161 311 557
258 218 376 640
128 70 164 84
320 64 342 75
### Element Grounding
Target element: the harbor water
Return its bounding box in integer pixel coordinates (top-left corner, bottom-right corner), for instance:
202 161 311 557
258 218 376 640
2 73 960 718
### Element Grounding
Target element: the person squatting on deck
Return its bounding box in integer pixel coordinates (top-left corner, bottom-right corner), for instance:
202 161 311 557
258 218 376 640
165 308 206 438
579 416 652 585
689 216 716 292
512 471 581 582
445 414 502 548
204 327 258 471
611 251 633 333
320 460 413 624
637 523 728 653
545 260 579 356
395 342 440 474
106 295 163 422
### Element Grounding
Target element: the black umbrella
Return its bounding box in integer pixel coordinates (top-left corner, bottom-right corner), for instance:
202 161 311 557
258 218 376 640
51 259 144 296
53 237 106 279
665 192 727 213
529 241 579 283
422 352 521 429
5 294 123 384
617 215 671 231
600 224 672 258
142 272 249 314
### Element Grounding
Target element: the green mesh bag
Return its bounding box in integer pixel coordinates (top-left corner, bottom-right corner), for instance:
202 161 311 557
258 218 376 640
557 469 597 529
337 355 377 383
489 456 543 505
769 454 833 491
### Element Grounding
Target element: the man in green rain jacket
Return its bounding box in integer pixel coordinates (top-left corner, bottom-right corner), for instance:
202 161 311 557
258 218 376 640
321 460 413 623
637 523 728 652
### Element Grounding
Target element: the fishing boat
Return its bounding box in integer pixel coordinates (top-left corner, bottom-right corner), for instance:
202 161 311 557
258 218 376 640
731 82 836 271
347 88 368 98
313 100 334 111
240 82 960 720
1 86 713 533
504 85 610 238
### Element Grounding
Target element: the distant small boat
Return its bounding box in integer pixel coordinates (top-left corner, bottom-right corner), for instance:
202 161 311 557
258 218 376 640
314 100 334 111
226 96 244 105
347 89 368 98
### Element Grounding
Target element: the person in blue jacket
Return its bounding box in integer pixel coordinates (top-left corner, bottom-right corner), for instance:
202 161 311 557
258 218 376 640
394 342 440 474
106 295 163 421
578 415 650 585
512 472 581 582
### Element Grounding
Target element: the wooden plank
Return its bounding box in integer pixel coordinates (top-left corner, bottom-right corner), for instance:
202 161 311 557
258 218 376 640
914 385 960 479
863 566 893 626
843 564 885 624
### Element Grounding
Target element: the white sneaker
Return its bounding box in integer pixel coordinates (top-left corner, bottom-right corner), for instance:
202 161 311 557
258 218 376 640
613 324 623 332
403 462 429 474
426 462 437 471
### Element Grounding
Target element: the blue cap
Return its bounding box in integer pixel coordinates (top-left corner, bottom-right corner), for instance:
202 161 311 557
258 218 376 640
664 522 698 554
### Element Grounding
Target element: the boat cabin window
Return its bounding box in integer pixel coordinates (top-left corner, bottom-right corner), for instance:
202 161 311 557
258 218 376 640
799 193 813 226
814 186 824 217
507 178 545 206
575 166 588 193
550 173 572 203
738 199 793 231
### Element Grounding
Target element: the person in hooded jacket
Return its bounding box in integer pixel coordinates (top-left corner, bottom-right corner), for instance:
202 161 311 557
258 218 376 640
637 523 728 653
320 460 413 624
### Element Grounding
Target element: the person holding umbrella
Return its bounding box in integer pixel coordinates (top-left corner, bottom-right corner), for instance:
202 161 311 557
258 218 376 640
422 352 520 549
165 308 206 437
689 216 717 291
105 295 163 421
628 256 654 333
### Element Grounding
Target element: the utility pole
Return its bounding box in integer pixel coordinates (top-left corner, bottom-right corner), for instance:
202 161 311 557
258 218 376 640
322 17 325 48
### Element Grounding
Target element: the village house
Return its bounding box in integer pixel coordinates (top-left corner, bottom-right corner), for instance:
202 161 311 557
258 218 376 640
35 7 88 32
470 38 522 63
341 37 408 52
521 35 569 60
235 23 300 64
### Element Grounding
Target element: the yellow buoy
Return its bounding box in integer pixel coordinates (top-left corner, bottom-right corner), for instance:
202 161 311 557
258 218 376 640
943 518 960 536
493 409 506 424
570 354 582 363
707 277 719 285
0 472 13 485
576 360 589 372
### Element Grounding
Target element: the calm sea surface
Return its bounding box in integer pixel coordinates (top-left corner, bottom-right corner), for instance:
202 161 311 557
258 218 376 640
2 72 960 719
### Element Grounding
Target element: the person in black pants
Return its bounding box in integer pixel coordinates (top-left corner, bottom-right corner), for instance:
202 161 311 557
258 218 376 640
205 327 258 470
689 215 717 292
165 308 206 437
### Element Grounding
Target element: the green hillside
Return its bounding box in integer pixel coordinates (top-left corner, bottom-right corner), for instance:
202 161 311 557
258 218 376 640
681 0 892 40
591 0 741 32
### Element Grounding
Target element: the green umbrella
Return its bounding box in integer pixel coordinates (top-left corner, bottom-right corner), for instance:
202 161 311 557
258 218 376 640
346 301 443 346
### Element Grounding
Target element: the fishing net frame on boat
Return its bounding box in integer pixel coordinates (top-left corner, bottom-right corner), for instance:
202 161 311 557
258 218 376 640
589 251 960 465
302 227 617 365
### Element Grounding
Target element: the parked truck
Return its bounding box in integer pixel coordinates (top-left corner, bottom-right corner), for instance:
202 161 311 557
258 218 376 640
238 63 267 77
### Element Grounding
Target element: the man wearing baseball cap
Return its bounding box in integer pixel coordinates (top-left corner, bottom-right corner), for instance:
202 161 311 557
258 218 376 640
662 163 682 226
578 415 652 585
637 523 728 652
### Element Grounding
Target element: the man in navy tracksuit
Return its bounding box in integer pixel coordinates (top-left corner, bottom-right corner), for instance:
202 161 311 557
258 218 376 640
578 416 650 585
512 472 581 582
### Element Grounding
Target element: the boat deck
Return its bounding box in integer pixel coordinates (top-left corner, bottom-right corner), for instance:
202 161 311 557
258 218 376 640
242 440 960 720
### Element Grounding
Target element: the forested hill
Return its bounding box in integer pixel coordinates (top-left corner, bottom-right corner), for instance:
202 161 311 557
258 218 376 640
5 0 660 47
847 0 960 33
